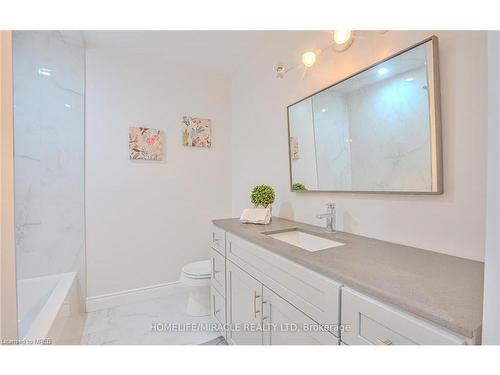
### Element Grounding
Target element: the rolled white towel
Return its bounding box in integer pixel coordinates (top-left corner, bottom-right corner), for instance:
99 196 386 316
240 208 271 225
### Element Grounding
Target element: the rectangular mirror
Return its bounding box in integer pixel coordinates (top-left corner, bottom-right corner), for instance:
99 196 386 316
287 36 442 194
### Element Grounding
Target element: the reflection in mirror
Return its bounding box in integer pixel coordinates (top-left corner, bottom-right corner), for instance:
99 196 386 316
288 37 442 193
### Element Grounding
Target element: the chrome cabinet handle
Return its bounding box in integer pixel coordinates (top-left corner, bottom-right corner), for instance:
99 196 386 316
253 291 261 318
376 338 393 345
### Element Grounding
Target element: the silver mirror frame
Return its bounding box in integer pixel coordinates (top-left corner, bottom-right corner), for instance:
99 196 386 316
287 36 443 195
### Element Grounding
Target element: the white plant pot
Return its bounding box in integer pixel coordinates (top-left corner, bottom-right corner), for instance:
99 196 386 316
256 204 272 222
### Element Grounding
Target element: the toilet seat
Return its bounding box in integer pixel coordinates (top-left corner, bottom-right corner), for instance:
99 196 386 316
182 260 211 279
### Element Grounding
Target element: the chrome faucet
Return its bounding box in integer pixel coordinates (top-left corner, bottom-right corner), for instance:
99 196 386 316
316 203 336 233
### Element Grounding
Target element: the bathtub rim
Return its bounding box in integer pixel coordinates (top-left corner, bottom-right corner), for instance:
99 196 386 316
19 271 77 341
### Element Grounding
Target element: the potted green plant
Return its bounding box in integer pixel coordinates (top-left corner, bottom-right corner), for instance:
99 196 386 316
251 184 275 218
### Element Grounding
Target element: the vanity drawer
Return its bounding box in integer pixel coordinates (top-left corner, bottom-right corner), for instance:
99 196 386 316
226 232 341 336
210 224 226 255
356 314 414 345
341 288 467 345
211 286 226 328
210 247 225 296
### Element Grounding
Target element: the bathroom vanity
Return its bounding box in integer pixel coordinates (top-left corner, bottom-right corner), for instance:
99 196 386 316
209 217 483 345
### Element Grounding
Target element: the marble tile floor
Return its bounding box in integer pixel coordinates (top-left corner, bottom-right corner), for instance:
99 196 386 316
79 285 221 345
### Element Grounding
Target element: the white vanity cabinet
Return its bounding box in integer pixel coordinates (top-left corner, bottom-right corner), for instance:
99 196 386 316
210 223 476 345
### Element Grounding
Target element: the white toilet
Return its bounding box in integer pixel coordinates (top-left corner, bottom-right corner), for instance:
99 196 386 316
180 260 211 316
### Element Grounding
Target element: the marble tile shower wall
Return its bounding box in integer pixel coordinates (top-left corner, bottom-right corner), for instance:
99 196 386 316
13 31 85 280
347 67 431 191
308 66 430 191
313 91 352 190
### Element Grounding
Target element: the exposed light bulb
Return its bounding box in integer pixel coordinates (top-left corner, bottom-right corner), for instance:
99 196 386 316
332 30 354 52
302 51 317 68
333 30 352 45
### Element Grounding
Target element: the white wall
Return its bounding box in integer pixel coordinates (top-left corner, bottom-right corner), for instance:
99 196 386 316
231 31 487 261
85 48 232 298
482 31 500 344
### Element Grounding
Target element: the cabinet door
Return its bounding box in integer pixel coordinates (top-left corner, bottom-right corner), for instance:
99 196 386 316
211 287 226 325
226 261 263 345
210 248 225 296
262 287 339 345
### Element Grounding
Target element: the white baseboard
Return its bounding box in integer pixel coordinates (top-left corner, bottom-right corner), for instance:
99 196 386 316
86 281 181 312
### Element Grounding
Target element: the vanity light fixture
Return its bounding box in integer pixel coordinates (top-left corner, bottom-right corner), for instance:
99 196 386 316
274 29 356 78
302 51 317 68
405 77 415 82
334 30 351 44
332 30 354 52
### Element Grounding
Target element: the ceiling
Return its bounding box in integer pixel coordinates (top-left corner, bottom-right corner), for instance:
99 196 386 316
83 31 333 77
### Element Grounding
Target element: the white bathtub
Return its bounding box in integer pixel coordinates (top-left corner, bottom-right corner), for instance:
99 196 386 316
17 272 79 341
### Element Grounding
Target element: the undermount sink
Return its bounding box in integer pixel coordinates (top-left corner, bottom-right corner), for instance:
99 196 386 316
265 229 345 252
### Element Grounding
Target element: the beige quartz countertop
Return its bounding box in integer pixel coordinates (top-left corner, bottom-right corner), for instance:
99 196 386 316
213 217 484 340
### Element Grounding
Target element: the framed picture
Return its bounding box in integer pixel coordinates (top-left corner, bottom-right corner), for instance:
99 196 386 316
129 127 163 161
182 116 212 148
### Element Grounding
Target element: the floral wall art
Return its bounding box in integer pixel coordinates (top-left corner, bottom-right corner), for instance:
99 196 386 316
129 127 163 161
182 116 212 148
